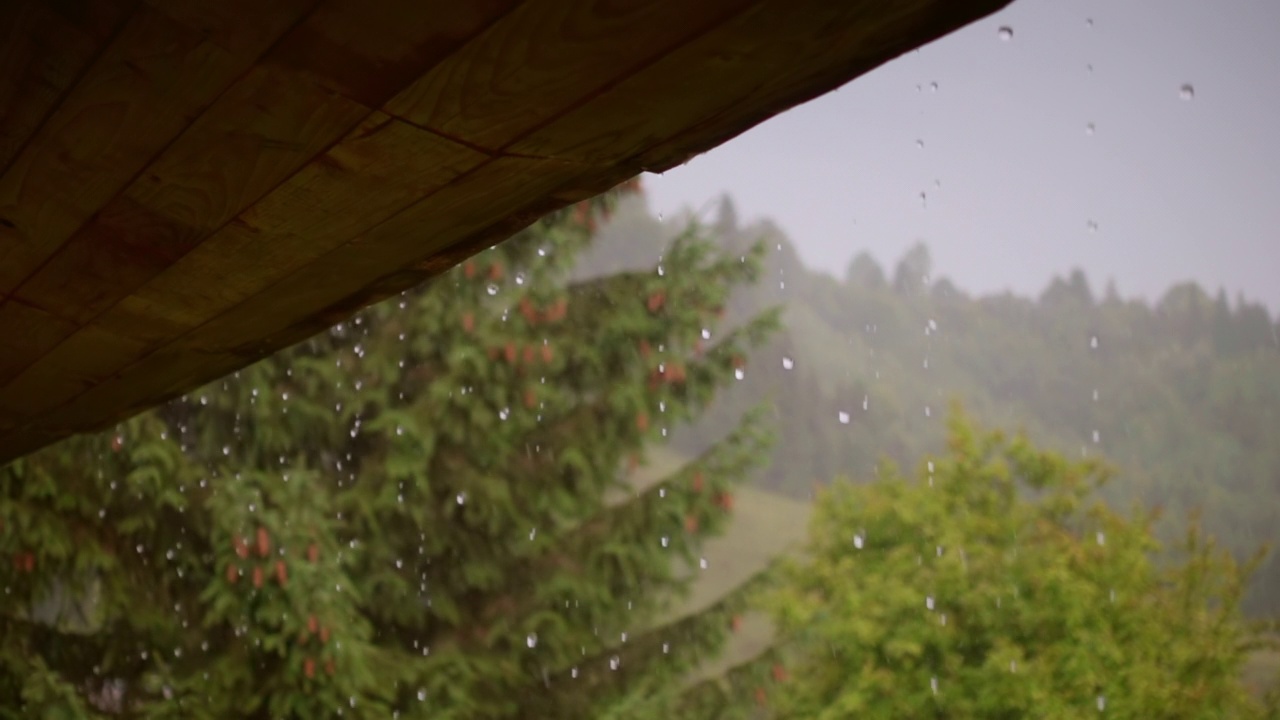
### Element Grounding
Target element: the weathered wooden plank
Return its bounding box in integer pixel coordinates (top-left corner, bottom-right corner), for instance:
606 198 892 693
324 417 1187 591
0 0 134 173
0 300 77 386
0 0 316 295
0 326 148 420
267 0 521 110
382 0 752 150
508 0 1011 163
12 64 371 325
40 114 485 386
111 115 487 332
0 0 520 388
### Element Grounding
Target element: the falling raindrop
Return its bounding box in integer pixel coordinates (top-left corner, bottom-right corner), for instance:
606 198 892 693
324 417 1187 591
1086 122 1096 136
1097 695 1106 711
997 26 1013 41
734 367 745 381
609 656 620 671
1090 335 1099 350
526 633 538 649
1092 429 1100 444
1096 531 1106 546
924 405 932 418
417 689 426 701
455 492 467 506
862 395 869 411
781 356 794 370
1179 83 1195 101
486 284 499 296
926 595 935 610
699 557 708 570
838 411 851 425
931 677 939 695
853 533 864 549
916 139 925 149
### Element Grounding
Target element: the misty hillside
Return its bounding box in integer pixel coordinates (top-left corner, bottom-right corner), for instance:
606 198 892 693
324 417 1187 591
578 191 1280 616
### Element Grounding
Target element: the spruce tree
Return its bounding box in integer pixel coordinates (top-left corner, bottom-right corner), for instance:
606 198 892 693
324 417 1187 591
0 181 780 719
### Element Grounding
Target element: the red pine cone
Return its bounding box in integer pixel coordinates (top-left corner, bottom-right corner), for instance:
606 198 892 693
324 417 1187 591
503 343 518 364
638 339 651 359
319 626 331 645
308 614 319 634
717 492 735 512
111 435 123 452
523 388 537 409
754 687 767 707
772 664 789 682
307 543 319 564
522 345 536 366
635 412 649 432
461 312 475 333
464 261 477 279
731 614 743 633
325 659 335 677
234 536 250 559
692 472 704 493
540 344 554 363
304 657 316 678
275 560 288 586
252 566 264 589
256 527 271 558
685 515 699 533
646 291 666 313
489 262 504 281
226 564 239 584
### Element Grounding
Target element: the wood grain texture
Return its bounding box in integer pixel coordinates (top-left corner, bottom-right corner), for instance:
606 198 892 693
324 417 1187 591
0 0 1013 464
0 0 134 174
0 0 315 295
382 0 753 150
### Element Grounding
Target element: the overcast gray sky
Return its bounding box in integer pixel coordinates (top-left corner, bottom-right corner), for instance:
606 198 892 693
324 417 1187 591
643 0 1280 312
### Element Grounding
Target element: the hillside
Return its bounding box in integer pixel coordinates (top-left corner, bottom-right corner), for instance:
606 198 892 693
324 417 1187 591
583 191 1280 616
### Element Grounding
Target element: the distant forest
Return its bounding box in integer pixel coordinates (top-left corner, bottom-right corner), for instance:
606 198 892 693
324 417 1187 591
578 193 1280 616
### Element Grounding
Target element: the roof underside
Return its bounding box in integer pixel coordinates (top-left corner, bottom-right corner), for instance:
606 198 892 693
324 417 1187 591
0 0 1011 464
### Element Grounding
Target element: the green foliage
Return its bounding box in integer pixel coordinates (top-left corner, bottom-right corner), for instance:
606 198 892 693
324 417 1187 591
765 410 1275 719
0 184 779 718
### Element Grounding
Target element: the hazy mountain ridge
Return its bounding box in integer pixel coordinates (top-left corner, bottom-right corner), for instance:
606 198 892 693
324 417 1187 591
579 191 1280 614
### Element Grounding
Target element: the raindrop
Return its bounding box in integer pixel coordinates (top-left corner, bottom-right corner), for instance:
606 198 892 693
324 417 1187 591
1179 83 1195 101
418 689 426 701
915 139 924 149
1090 335 1099 349
498 407 510 421
926 595 935 610
733 368 745 381
924 405 932 418
927 461 935 473
660 536 669 548
1096 531 1106 546
1010 660 1017 673
930 81 938 93
931 677 938 695
997 26 1013 41
781 356 794 370
486 284 499 296
862 395 869 411
853 533 864 550
455 492 467 506
1085 122 1096 136
526 633 538 649
1097 695 1106 711
609 656 620 671
699 557 709 570
1087 219 1099 233
1092 429 1100 444
701 328 711 340
838 411 850 425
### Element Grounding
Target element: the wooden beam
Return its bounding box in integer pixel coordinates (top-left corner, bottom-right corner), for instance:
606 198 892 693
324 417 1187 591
0 0 1014 463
